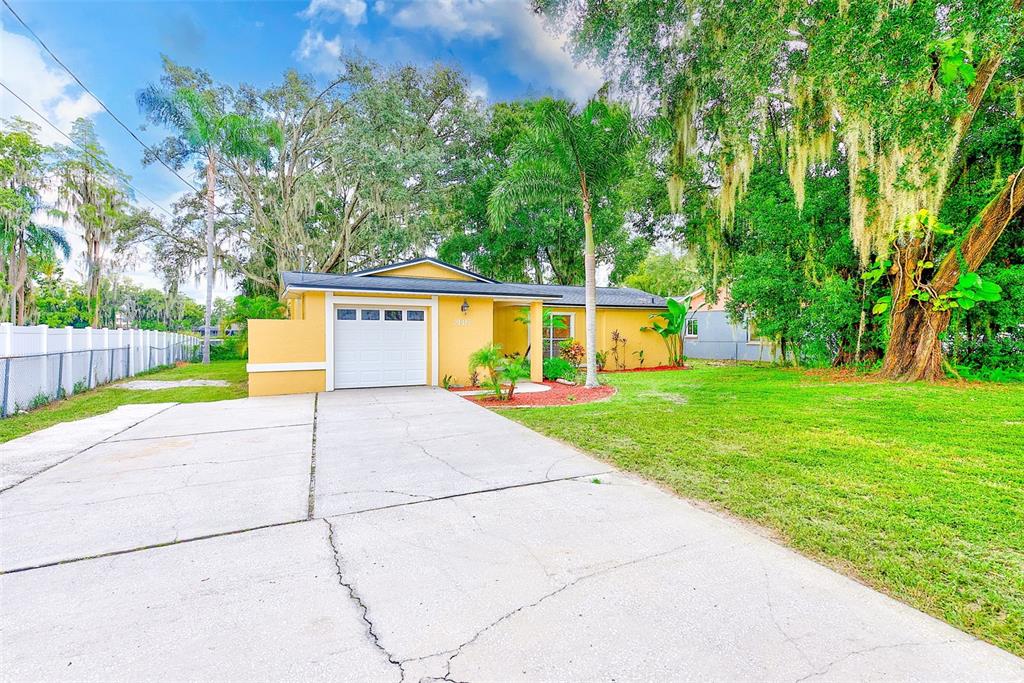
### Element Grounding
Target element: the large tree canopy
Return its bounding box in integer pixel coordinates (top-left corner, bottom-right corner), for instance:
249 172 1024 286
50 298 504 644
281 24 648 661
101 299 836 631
551 0 1024 379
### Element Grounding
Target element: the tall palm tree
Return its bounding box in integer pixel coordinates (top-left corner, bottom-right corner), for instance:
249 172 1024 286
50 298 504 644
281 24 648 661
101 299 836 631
2 199 70 323
137 86 282 363
488 98 635 387
53 119 131 327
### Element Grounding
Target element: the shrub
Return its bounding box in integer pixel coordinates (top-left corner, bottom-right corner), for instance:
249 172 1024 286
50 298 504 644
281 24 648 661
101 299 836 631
469 343 504 398
499 357 531 400
559 339 585 370
209 339 245 361
543 356 575 381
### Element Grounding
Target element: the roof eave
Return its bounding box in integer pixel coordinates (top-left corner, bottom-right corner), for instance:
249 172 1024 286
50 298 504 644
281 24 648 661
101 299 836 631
281 283 561 302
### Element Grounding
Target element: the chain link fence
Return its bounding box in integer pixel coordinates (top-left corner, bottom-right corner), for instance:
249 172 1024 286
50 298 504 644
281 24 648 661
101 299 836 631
147 340 201 369
1 337 201 418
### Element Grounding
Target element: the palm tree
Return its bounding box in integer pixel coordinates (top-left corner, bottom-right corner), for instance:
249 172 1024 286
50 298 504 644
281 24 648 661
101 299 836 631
488 98 635 387
2 203 70 323
53 119 131 327
137 86 282 363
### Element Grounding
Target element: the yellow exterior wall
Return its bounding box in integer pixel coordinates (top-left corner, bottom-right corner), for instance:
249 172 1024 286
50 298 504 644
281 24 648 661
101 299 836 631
249 291 325 364
596 308 669 369
367 262 475 281
491 305 669 370
492 304 529 357
249 370 326 396
438 295 493 385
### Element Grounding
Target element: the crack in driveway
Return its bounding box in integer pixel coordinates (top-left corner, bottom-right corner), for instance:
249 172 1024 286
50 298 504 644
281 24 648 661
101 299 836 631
434 542 693 680
323 518 405 681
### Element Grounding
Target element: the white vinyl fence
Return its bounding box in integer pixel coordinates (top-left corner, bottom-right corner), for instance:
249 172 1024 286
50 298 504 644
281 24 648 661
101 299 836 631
0 323 200 418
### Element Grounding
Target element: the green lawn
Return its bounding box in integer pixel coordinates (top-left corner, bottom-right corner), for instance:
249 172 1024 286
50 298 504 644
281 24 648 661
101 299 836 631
504 362 1024 656
0 360 248 444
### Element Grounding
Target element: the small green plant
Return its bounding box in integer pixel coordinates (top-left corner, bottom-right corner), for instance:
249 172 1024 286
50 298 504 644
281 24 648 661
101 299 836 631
28 393 50 410
591 477 602 484
468 344 503 397
543 356 575 381
498 357 531 400
441 374 455 390
609 329 628 370
632 349 646 367
595 350 608 371
73 380 88 395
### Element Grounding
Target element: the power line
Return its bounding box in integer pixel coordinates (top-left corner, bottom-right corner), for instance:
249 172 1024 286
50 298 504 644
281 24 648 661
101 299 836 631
2 0 202 196
0 80 177 221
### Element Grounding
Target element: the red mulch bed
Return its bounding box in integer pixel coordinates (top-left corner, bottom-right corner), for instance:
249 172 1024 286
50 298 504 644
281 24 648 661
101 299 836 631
459 380 616 408
600 364 689 373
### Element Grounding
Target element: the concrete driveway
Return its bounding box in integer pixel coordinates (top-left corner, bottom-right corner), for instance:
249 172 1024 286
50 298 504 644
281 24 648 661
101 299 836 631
1 387 1021 682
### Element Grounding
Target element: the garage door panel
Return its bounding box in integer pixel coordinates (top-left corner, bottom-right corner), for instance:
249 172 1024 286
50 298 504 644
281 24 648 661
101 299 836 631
334 307 427 389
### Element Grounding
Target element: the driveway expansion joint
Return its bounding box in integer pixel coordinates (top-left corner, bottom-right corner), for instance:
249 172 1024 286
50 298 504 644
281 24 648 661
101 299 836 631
307 393 319 520
0 518 309 575
107 422 313 443
0 402 179 495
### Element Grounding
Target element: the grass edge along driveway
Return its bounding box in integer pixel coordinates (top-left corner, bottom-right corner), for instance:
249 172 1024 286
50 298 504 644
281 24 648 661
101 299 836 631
504 362 1024 658
0 360 247 444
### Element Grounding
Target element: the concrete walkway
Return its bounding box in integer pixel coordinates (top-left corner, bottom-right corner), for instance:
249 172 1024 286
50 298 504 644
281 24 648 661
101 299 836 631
1 387 1021 682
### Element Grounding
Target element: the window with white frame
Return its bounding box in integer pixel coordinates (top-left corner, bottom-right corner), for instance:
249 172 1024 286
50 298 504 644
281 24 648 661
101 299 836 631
685 318 698 338
544 313 574 359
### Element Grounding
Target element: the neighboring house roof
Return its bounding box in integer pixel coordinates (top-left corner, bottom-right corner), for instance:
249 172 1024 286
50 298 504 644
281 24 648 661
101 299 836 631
346 257 500 283
282 261 668 309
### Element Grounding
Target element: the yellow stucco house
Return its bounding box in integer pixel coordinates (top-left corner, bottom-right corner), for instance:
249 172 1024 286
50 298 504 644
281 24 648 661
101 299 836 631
247 257 670 396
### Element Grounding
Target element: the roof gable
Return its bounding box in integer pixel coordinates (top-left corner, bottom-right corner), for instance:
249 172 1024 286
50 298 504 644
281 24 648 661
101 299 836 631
348 257 498 283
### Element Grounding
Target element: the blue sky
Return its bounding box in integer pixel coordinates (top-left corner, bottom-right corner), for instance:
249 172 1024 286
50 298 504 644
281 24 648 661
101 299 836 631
1 0 602 300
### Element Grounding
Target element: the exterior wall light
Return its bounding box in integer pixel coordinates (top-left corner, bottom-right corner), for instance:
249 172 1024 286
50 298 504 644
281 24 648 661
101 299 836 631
461 299 470 314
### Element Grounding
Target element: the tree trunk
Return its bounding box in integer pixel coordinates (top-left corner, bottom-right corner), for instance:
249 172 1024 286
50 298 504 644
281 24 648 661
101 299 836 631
879 167 1023 380
582 188 598 388
7 231 20 324
879 304 951 381
203 151 217 365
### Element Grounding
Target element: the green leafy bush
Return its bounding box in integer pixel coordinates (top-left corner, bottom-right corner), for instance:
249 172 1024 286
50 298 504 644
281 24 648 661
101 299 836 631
498 357 531 400
210 338 245 361
543 356 575 381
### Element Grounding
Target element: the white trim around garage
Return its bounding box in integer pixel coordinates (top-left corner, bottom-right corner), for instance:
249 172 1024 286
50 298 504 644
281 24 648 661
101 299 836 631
246 361 327 373
324 294 439 392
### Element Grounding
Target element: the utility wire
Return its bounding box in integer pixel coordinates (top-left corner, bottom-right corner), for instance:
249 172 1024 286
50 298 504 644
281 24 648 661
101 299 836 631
1 80 177 221
2 0 202 195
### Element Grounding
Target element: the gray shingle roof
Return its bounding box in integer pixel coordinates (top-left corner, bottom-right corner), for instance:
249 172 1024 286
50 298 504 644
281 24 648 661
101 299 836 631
282 271 667 308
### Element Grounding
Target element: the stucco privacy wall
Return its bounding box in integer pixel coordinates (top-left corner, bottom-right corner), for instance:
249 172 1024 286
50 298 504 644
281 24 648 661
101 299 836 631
248 291 326 396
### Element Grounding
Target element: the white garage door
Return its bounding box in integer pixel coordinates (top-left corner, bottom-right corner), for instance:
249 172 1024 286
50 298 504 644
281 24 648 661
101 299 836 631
333 306 427 389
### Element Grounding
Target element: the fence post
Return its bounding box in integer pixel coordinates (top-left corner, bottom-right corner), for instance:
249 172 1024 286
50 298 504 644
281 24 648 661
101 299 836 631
114 328 122 380
127 328 136 376
1 322 11 357
56 351 64 400
37 324 48 402
85 327 94 388
1 357 10 418
64 326 74 396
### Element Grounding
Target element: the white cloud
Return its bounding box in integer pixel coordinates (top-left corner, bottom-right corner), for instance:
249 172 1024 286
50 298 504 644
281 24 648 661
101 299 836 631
373 1 388 14
301 0 367 26
295 29 344 74
0 23 102 145
468 74 489 103
388 0 603 103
